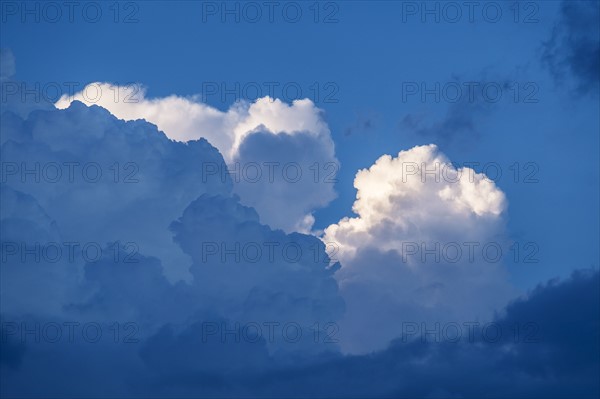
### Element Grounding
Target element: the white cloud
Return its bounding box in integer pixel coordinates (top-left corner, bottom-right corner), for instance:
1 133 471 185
55 83 337 233
54 83 331 162
323 144 514 354
325 144 506 262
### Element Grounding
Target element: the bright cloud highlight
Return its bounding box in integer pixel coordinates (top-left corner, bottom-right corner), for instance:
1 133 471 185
55 83 338 233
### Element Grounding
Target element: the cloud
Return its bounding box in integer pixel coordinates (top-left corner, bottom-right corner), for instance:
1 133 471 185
233 130 338 232
55 84 339 232
1 191 346 393
1 89 345 395
56 85 330 162
3 262 596 398
542 0 600 94
0 184 80 316
325 144 506 262
259 269 599 399
1 101 231 284
323 144 513 353
170 193 345 354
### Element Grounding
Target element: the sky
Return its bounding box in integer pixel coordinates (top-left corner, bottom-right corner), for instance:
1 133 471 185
0 1 599 397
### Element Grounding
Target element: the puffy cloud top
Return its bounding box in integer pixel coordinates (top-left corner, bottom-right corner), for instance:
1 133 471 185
55 83 338 233
323 144 512 353
56 85 331 162
325 144 506 262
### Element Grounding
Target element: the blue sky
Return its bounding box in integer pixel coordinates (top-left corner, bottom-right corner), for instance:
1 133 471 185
1 1 599 397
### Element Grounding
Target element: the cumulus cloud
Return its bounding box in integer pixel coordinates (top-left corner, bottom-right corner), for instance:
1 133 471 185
56 85 330 161
251 269 599 399
1 90 345 396
325 144 506 262
0 184 79 316
233 130 337 232
1 101 231 283
3 258 597 398
55 83 338 232
169 194 345 355
324 144 513 353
